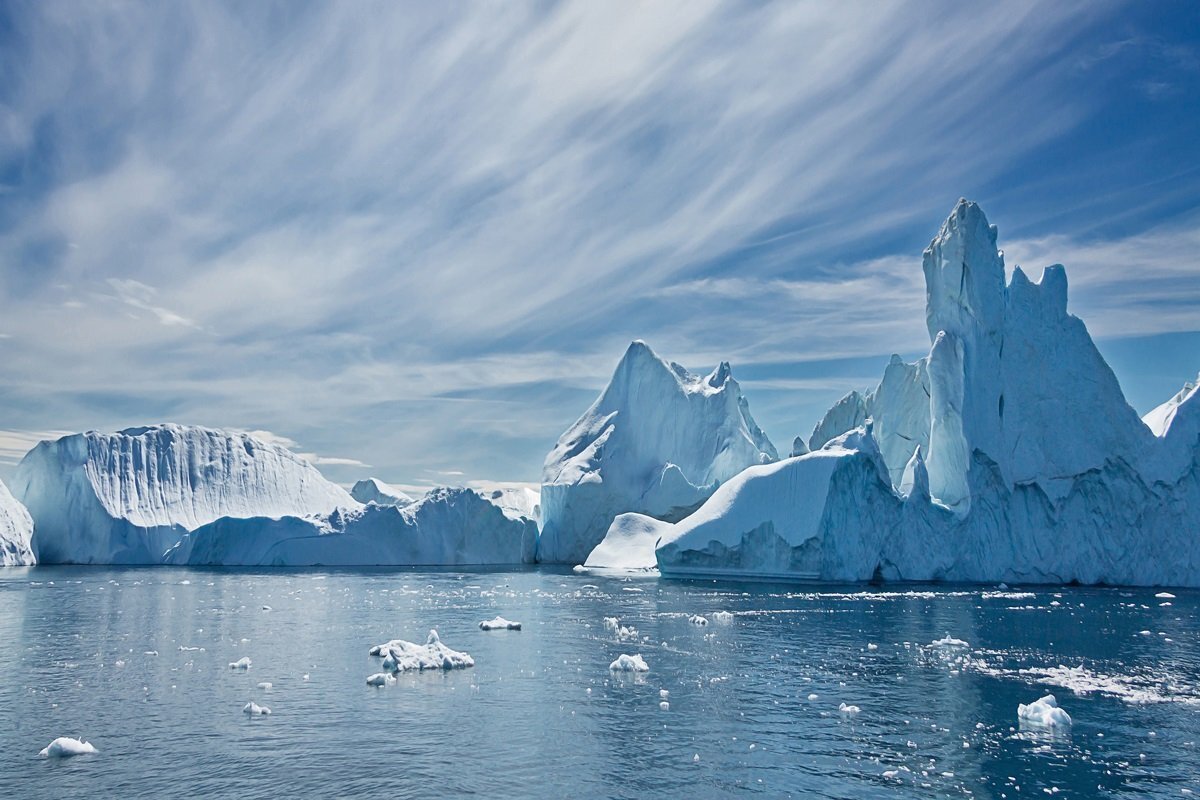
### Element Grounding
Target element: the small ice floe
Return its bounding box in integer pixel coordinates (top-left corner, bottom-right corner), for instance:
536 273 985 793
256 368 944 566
688 615 708 626
242 701 271 716
839 702 861 715
39 737 98 758
712 611 734 623
366 672 396 687
369 630 475 672
603 617 620 631
931 635 969 650
1155 592 1175 599
1017 694 1072 729
867 643 879 651
229 657 252 670
256 682 272 690
807 693 819 701
479 616 522 631
659 701 670 711
609 653 649 672
616 625 639 641
114 660 126 668
660 689 670 699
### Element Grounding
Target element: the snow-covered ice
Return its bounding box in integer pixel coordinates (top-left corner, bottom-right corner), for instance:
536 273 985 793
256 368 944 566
39 737 98 757
651 199 1200 588
350 478 414 507
370 630 475 672
242 701 271 716
1017 694 1072 729
479 616 522 631
13 424 356 564
539 340 776 564
366 672 395 687
609 654 649 672
0 477 34 566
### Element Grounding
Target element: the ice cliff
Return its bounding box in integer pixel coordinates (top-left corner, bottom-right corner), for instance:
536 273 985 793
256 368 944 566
539 340 777 563
13 424 357 564
646 200 1200 587
0 478 34 566
166 486 537 566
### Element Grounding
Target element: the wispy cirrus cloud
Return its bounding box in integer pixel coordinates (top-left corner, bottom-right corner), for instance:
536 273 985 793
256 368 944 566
0 1 1196 486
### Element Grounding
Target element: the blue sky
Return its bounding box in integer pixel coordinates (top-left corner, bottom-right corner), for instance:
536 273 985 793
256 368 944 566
0 1 1197 493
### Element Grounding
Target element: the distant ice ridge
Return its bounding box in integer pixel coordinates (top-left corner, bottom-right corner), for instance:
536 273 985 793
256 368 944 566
350 478 415 507
0 478 34 566
644 200 1200 587
166 486 537 566
540 340 777 564
13 424 357 564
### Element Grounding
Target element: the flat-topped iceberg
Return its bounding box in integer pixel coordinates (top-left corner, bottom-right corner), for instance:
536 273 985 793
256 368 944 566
167 486 537 566
540 340 776 564
13 424 357 564
0 478 34 566
653 200 1200 587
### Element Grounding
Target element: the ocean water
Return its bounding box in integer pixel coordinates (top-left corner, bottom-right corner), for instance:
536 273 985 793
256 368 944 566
0 566 1197 799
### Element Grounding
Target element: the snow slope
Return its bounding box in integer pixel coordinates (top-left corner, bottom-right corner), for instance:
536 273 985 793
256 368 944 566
166 486 537 566
350 478 415 507
539 341 777 564
655 200 1200 587
13 424 357 564
0 478 34 566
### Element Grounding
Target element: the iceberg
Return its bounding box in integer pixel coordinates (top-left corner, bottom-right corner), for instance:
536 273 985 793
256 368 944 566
609 653 649 672
166 486 537 566
479 486 541 523
13 424 357 564
350 478 414 507
0 478 34 566
655 200 1200 587
582 512 673 571
1017 694 1071 729
540 340 777 564
370 629 474 672
39 737 98 757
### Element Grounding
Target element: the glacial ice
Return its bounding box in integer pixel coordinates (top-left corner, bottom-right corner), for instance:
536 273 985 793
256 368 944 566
539 340 777 564
1017 694 1071 729
582 512 672 571
479 616 522 631
652 200 1200 588
242 701 271 716
0 478 34 566
166 487 537 566
39 737 98 757
370 630 475 672
13 424 357 564
609 653 650 672
350 478 414 507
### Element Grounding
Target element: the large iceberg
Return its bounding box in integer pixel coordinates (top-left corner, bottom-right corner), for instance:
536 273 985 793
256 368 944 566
0 478 34 566
13 424 356 564
166 486 537 566
539 340 777 564
653 200 1200 587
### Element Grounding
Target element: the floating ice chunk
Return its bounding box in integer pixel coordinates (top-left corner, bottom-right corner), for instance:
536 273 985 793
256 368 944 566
366 672 395 687
370 630 475 672
839 702 861 715
603 617 619 631
256 682 272 690
618 625 639 641
1017 694 1072 728
659 701 670 711
1155 592 1175 599
39 737 98 758
688 615 708 626
479 616 522 631
660 689 669 698
712 611 734 623
867 643 879 651
242 701 271 716
807 693 819 701
609 653 649 672
931 635 969 649
229 657 252 670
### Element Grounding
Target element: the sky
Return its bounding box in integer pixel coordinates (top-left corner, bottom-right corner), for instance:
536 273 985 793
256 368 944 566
0 1 1198 494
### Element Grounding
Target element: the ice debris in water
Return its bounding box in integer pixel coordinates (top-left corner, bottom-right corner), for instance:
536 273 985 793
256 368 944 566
256 682 272 690
659 701 670 711
39 737 98 758
229 657 252 670
609 653 649 672
931 635 969 649
688 615 708 626
369 629 475 673
1155 592 1175 599
712 611 734 623
366 673 396 687
1017 694 1072 729
839 702 861 715
479 616 522 631
603 617 620 631
867 643 879 651
243 701 271 716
